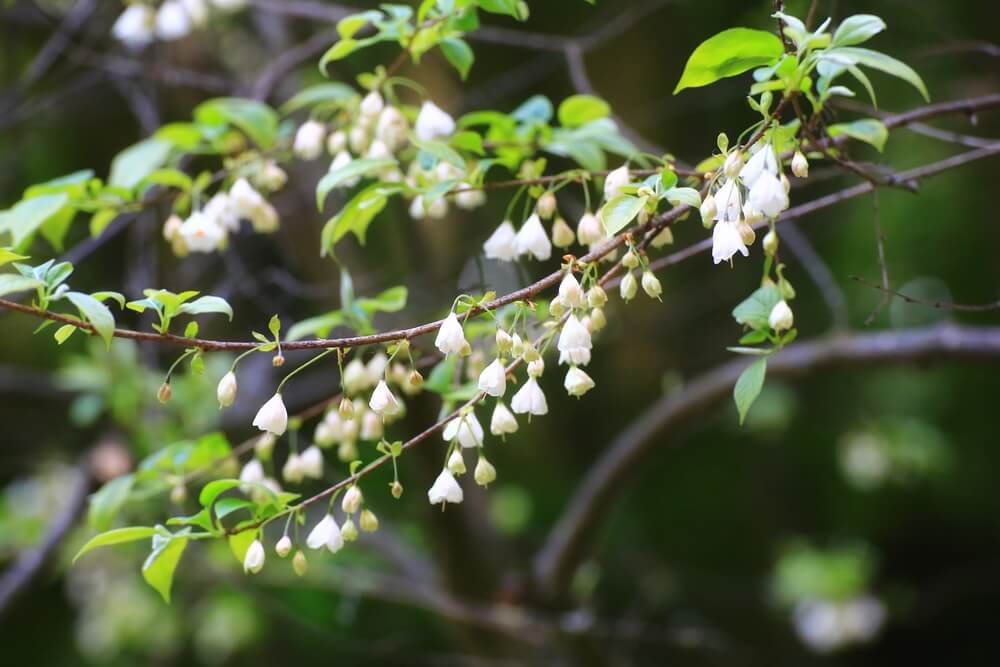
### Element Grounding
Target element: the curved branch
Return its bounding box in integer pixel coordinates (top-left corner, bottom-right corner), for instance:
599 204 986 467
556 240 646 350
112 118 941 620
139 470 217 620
533 323 1000 598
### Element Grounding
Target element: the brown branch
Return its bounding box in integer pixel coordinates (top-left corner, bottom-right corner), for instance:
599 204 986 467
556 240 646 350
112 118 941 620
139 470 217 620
850 275 1000 313
533 322 1000 598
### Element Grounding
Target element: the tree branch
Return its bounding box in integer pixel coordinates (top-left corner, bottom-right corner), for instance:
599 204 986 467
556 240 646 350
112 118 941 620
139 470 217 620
533 323 1000 598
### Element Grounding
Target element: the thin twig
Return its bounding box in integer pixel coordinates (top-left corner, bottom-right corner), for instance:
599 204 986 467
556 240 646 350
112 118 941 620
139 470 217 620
850 275 1000 313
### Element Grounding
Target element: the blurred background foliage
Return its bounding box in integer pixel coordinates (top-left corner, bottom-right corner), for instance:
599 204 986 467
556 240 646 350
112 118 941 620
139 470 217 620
1 0 998 665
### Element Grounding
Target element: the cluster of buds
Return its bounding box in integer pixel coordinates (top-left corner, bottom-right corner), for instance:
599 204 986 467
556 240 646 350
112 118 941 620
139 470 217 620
112 0 246 49
163 176 281 255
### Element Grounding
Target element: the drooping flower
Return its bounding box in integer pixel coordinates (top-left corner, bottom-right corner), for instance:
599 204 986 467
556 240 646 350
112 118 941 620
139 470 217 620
620 272 638 301
179 211 225 253
217 371 237 408
112 4 155 48
447 448 466 475
253 393 288 435
341 485 363 514
769 299 794 332
294 120 326 160
299 445 324 479
414 101 456 140
792 150 809 178
603 165 630 202
203 192 239 231
747 170 789 218
282 452 304 484
360 91 384 118
443 413 484 449
275 535 292 557
536 192 557 219
474 456 497 487
428 469 464 505
306 514 343 553
577 212 603 246
490 402 519 436
558 315 593 366
478 358 507 397
243 539 265 574
641 271 663 300
511 377 548 416
713 178 742 223
342 358 372 395
740 143 778 189
712 221 749 265
239 459 264 486
155 1 193 40
483 221 517 261
699 194 718 228
564 367 596 397
514 213 552 261
375 106 408 151
360 411 383 441
558 273 585 309
551 217 576 248
368 380 400 417
435 312 468 357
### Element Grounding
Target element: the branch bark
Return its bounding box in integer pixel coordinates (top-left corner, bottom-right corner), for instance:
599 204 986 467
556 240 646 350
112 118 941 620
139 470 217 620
533 323 1000 598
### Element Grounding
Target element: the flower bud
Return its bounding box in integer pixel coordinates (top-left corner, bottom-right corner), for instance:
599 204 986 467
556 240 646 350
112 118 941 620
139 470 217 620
341 518 359 542
763 229 779 256
447 448 466 475
620 272 638 302
589 307 607 331
276 535 292 558
339 396 355 420
327 130 347 155
549 297 566 318
577 212 603 246
536 192 557 219
522 341 540 362
157 382 172 404
738 223 756 246
255 433 276 460
407 369 424 389
390 480 404 498
217 371 238 408
551 217 575 248
781 173 791 194
791 151 809 178
724 151 744 178
474 456 497 487
651 226 674 248
272 354 285 367
528 358 545 378
641 271 662 300
699 195 717 228
622 249 640 269
292 550 308 576
341 485 363 514
588 286 607 308
338 440 359 463
768 299 794 332
496 329 513 354
511 333 524 357
170 484 186 505
360 91 384 118
360 509 379 532
243 539 265 574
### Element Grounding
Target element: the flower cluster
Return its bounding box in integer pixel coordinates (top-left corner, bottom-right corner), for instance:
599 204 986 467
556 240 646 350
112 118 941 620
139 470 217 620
112 0 247 48
162 175 282 255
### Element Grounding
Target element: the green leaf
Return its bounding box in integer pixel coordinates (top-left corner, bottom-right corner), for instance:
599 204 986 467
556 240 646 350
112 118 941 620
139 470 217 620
194 98 280 149
424 356 457 394
356 286 408 315
88 474 135 531
827 47 928 101
0 249 28 268
215 498 254 520
412 137 466 169
832 15 886 47
280 83 358 115
734 357 767 425
268 314 281 338
320 184 393 254
732 285 783 330
66 291 116 348
511 95 553 124
89 209 118 237
199 479 241 507
827 118 888 152
177 295 234 320
54 323 76 344
674 28 784 94
478 0 528 20
74 526 157 562
664 187 701 208
139 167 193 193
110 139 173 191
142 536 188 603
0 274 44 298
227 530 256 566
600 194 647 235
315 158 398 210
441 37 474 80
1 193 70 248
557 94 611 128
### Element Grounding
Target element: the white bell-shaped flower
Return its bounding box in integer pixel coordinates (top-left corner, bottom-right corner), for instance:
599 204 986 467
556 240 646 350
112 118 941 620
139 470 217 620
739 143 778 189
712 220 749 265
360 410 383 441
155 1 192 40
414 101 456 140
558 273 585 309
564 367 596 397
243 539 265 574
253 393 288 435
239 459 264 486
306 514 343 553
769 299 794 332
443 413 484 449
112 5 155 48
511 377 548 415
294 120 326 160
478 358 507 397
375 106 408 151
557 315 593 366
282 452 304 484
203 192 239 231
342 358 372 395
455 185 487 210
490 402 519 436
713 178 742 223
360 91 384 118
435 312 468 357
747 170 789 219
447 448 467 475
299 445 324 479
179 211 225 253
603 165 630 202
368 380 400 417
792 151 809 178
515 213 552 261
217 371 237 408
483 221 517 262
577 212 603 246
427 469 464 505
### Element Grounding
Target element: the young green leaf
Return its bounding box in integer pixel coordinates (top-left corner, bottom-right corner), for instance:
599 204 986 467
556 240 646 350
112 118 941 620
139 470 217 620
193 98 280 149
315 158 397 210
832 15 886 47
142 536 188 603
177 296 234 320
441 37 475 80
557 94 611 128
66 291 116 348
827 118 888 152
110 139 172 191
732 285 783 330
734 357 767 425
73 526 158 562
0 274 44 298
674 28 784 94
600 194 647 235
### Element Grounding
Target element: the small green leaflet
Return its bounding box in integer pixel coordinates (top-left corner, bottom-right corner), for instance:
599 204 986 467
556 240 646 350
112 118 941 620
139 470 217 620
280 82 357 115
600 195 647 235
674 28 784 94
557 94 611 128
320 184 395 254
177 296 234 320
827 118 888 152
66 291 116 348
73 526 158 562
315 158 397 211
441 37 475 80
142 535 188 603
110 139 172 191
734 357 767 425
831 15 886 47
732 284 783 330
193 98 280 149
0 274 43 298
1 193 70 249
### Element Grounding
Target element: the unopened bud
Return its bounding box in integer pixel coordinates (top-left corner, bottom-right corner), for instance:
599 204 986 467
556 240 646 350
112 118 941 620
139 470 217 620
763 229 779 256
359 509 379 532
536 192 557 219
620 272 638 302
341 485 363 514
276 535 292 557
496 329 513 353
522 341 540 362
528 358 545 378
390 480 404 498
551 217 575 248
255 433 276 460
511 333 525 357
549 298 566 318
768 299 794 332
651 226 674 248
408 369 424 389
341 518 359 542
791 150 809 178
339 396 355 420
622 249 640 269
738 223 756 246
589 307 607 331
641 271 662 300
724 151 744 178
448 448 467 475
587 286 607 308
272 354 285 367
157 382 172 404
781 173 790 193
292 550 308 576
700 195 717 228
474 456 497 487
